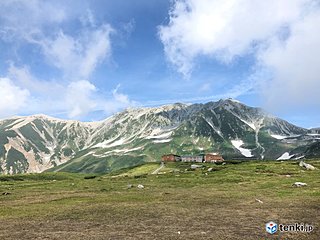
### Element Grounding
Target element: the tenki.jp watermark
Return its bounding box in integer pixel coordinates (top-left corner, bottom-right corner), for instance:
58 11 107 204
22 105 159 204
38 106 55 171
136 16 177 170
266 221 314 234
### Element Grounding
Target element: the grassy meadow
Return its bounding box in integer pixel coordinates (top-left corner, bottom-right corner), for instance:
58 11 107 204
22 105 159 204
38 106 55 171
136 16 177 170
0 160 319 239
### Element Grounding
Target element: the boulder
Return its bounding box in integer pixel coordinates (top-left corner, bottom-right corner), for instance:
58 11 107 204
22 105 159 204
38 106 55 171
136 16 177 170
292 182 307 187
191 164 202 169
299 161 316 170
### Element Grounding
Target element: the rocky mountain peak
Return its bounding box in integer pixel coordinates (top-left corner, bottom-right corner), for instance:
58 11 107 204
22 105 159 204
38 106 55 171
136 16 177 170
0 99 318 174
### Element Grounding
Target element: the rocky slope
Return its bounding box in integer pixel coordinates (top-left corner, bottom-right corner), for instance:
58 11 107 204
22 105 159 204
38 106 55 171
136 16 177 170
0 99 318 174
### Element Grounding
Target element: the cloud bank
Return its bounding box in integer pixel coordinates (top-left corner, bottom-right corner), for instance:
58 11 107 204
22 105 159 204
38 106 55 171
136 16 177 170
0 78 30 118
159 0 320 111
0 0 133 119
40 25 113 79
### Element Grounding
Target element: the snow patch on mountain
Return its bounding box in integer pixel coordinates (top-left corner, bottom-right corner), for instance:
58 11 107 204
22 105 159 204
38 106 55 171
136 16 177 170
153 139 172 143
204 118 223 137
231 140 253 157
145 130 173 139
277 152 294 160
92 146 143 157
271 134 288 140
306 133 320 136
228 98 241 104
8 118 33 130
82 151 95 157
294 155 305 160
93 139 126 148
222 101 260 131
242 119 256 130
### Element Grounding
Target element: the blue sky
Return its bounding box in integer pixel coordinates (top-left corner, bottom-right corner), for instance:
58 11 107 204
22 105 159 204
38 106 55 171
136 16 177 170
0 0 320 128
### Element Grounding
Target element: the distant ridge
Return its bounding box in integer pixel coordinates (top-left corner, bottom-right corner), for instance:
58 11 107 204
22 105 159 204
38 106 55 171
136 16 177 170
0 99 319 174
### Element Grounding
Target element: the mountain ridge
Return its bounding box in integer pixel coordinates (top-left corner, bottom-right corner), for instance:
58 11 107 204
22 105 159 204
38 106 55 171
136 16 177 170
0 99 318 174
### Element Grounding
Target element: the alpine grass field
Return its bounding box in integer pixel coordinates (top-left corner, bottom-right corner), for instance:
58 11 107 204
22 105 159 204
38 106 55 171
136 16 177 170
0 160 319 239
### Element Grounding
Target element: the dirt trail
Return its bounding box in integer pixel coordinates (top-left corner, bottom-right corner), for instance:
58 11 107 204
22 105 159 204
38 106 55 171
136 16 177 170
151 162 164 174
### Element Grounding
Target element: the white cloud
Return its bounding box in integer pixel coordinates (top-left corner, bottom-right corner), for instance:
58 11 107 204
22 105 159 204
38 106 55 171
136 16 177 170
4 65 69 116
4 65 135 119
7 64 64 95
103 84 137 115
41 25 113 79
0 1 127 119
80 9 96 28
259 9 320 110
159 0 320 112
159 0 312 77
0 0 67 41
65 80 97 118
0 0 114 80
0 78 30 118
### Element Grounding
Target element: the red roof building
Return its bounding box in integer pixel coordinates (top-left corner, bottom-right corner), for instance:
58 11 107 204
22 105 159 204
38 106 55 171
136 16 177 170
161 154 181 162
204 153 224 162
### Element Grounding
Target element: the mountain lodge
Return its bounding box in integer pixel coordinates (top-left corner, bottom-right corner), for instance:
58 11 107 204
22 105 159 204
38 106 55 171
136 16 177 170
161 153 224 163
161 154 181 162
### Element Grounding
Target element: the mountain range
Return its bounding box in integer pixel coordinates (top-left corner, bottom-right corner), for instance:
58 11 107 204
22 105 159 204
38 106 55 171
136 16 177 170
0 99 319 174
